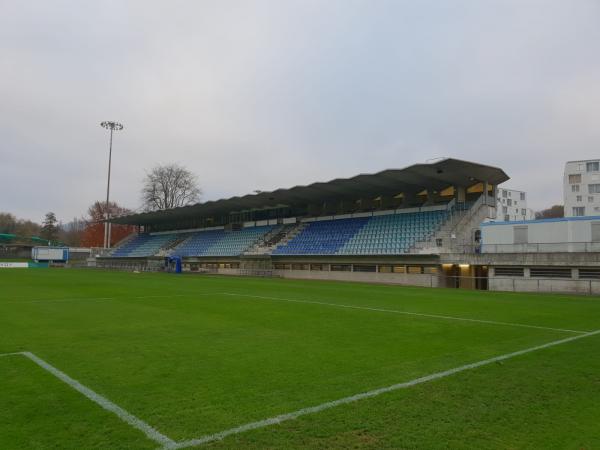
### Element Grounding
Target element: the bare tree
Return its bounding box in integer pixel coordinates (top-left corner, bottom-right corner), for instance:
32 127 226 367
86 200 131 222
58 217 86 247
0 212 17 234
141 163 201 211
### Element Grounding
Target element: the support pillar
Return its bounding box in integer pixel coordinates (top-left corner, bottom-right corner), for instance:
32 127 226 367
455 186 466 204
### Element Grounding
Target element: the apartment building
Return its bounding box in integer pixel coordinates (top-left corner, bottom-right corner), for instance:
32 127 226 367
564 160 600 217
495 188 534 222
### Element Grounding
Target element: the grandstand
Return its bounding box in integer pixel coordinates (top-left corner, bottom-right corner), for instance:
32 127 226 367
96 157 600 294
99 158 511 286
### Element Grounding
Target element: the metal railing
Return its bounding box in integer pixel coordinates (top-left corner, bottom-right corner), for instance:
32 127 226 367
481 242 600 253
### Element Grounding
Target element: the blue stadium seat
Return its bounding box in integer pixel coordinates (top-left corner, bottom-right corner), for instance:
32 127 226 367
272 218 369 255
274 210 449 255
111 210 450 258
111 233 180 257
171 226 274 257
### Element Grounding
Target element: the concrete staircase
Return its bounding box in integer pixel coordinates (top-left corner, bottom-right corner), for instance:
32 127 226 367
157 234 192 257
244 222 306 255
410 196 493 254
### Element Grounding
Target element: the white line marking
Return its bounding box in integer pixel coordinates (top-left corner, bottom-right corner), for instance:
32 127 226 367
8 290 585 334
3 351 175 447
168 328 600 449
0 352 23 357
221 293 588 334
4 292 220 304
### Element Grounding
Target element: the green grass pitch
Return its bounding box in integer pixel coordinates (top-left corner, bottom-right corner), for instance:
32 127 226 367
1 269 600 449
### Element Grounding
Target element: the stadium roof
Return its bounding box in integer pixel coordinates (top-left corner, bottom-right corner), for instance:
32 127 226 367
113 158 509 225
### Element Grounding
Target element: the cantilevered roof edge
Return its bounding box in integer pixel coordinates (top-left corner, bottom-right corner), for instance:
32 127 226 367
112 158 509 225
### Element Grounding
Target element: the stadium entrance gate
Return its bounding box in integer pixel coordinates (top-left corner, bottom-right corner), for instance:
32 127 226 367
440 264 488 290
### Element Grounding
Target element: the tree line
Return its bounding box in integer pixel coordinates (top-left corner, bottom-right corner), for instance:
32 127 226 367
1 163 202 247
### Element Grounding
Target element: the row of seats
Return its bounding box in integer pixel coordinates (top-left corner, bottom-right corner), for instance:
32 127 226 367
172 230 225 257
111 226 275 258
339 211 447 255
273 218 369 255
274 210 449 255
110 210 450 258
184 226 274 257
111 233 179 257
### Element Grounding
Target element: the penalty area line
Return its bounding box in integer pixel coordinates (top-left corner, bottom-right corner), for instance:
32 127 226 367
220 292 588 334
168 328 600 449
1 351 175 447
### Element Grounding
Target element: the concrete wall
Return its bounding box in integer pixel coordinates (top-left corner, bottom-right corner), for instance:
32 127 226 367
182 265 441 288
274 269 440 287
489 276 600 295
441 251 600 266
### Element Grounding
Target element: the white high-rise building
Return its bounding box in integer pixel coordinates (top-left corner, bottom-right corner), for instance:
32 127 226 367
564 160 600 217
495 188 534 222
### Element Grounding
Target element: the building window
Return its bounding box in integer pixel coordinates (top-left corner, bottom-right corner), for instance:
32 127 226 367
569 174 582 183
353 264 376 273
589 196 595 203
494 267 524 277
502 190 507 198
520 192 525 200
572 185 580 192
521 208 526 215
507 199 512 206
530 267 572 278
589 184 600 194
504 214 510 221
573 206 585 216
577 195 582 202
393 265 406 273
508 191 512 197
579 268 600 279
587 162 600 172
502 206 508 213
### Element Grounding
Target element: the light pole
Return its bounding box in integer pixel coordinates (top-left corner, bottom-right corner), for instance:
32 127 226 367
100 121 124 248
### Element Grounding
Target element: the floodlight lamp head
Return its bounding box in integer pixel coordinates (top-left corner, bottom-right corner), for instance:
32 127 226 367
100 121 124 131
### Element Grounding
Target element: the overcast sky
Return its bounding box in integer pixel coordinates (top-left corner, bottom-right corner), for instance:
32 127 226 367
1 0 599 222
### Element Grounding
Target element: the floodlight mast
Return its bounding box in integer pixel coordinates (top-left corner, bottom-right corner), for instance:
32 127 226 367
100 121 124 249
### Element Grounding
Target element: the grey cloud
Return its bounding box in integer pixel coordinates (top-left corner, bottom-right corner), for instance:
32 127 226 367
1 0 599 221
